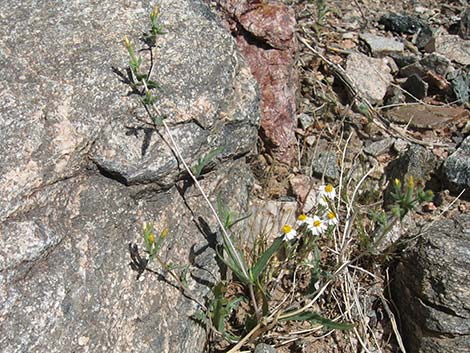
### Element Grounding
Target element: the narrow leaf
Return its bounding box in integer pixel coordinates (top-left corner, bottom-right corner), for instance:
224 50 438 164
250 237 283 280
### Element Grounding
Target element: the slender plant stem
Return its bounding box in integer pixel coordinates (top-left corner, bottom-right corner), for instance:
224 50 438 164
153 253 207 310
135 29 260 322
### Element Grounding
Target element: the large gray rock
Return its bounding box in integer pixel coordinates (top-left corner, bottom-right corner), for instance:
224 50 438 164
442 136 470 199
393 215 470 353
0 0 260 352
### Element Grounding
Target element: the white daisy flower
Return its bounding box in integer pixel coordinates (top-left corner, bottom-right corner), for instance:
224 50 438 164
317 194 330 207
296 214 313 227
307 216 327 236
281 224 297 241
325 210 338 226
319 184 336 201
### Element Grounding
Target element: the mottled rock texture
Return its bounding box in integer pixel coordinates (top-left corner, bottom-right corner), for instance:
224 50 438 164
211 0 298 165
385 144 438 204
393 215 470 353
0 0 260 352
345 52 393 105
442 136 470 199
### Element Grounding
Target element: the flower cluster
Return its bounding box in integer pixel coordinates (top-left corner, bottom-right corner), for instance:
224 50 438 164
281 183 338 241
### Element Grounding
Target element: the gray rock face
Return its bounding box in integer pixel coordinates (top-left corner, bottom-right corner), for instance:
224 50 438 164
0 0 260 352
393 215 470 353
442 136 470 198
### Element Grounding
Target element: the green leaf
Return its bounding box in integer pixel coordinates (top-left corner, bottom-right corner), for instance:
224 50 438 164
250 237 283 281
135 72 148 82
191 147 224 177
281 311 354 330
216 193 250 230
216 245 250 284
211 282 228 332
193 310 210 328
180 265 189 288
146 80 160 89
152 115 164 126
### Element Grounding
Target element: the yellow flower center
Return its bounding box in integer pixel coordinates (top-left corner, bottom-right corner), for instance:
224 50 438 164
313 220 321 227
325 184 334 193
328 211 335 219
408 176 414 188
298 214 307 221
282 225 292 234
148 233 155 244
394 178 401 186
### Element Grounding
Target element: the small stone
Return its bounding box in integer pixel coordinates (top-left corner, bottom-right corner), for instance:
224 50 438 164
420 53 451 76
389 53 418 68
289 175 313 204
442 136 470 198
384 86 406 106
402 74 428 100
415 25 434 50
387 57 399 74
364 138 394 157
398 62 426 78
255 343 277 353
393 139 409 153
359 32 404 57
312 151 340 181
422 202 437 212
305 135 316 146
435 34 470 66
345 52 393 105
297 113 314 130
386 104 468 130
425 71 451 93
379 13 425 34
385 144 438 204
448 69 470 104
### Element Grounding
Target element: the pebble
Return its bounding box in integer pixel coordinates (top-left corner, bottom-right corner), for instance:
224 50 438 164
435 34 470 66
393 139 409 153
402 74 428 100
359 32 404 57
364 138 394 157
345 52 393 104
298 113 314 129
255 343 277 353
